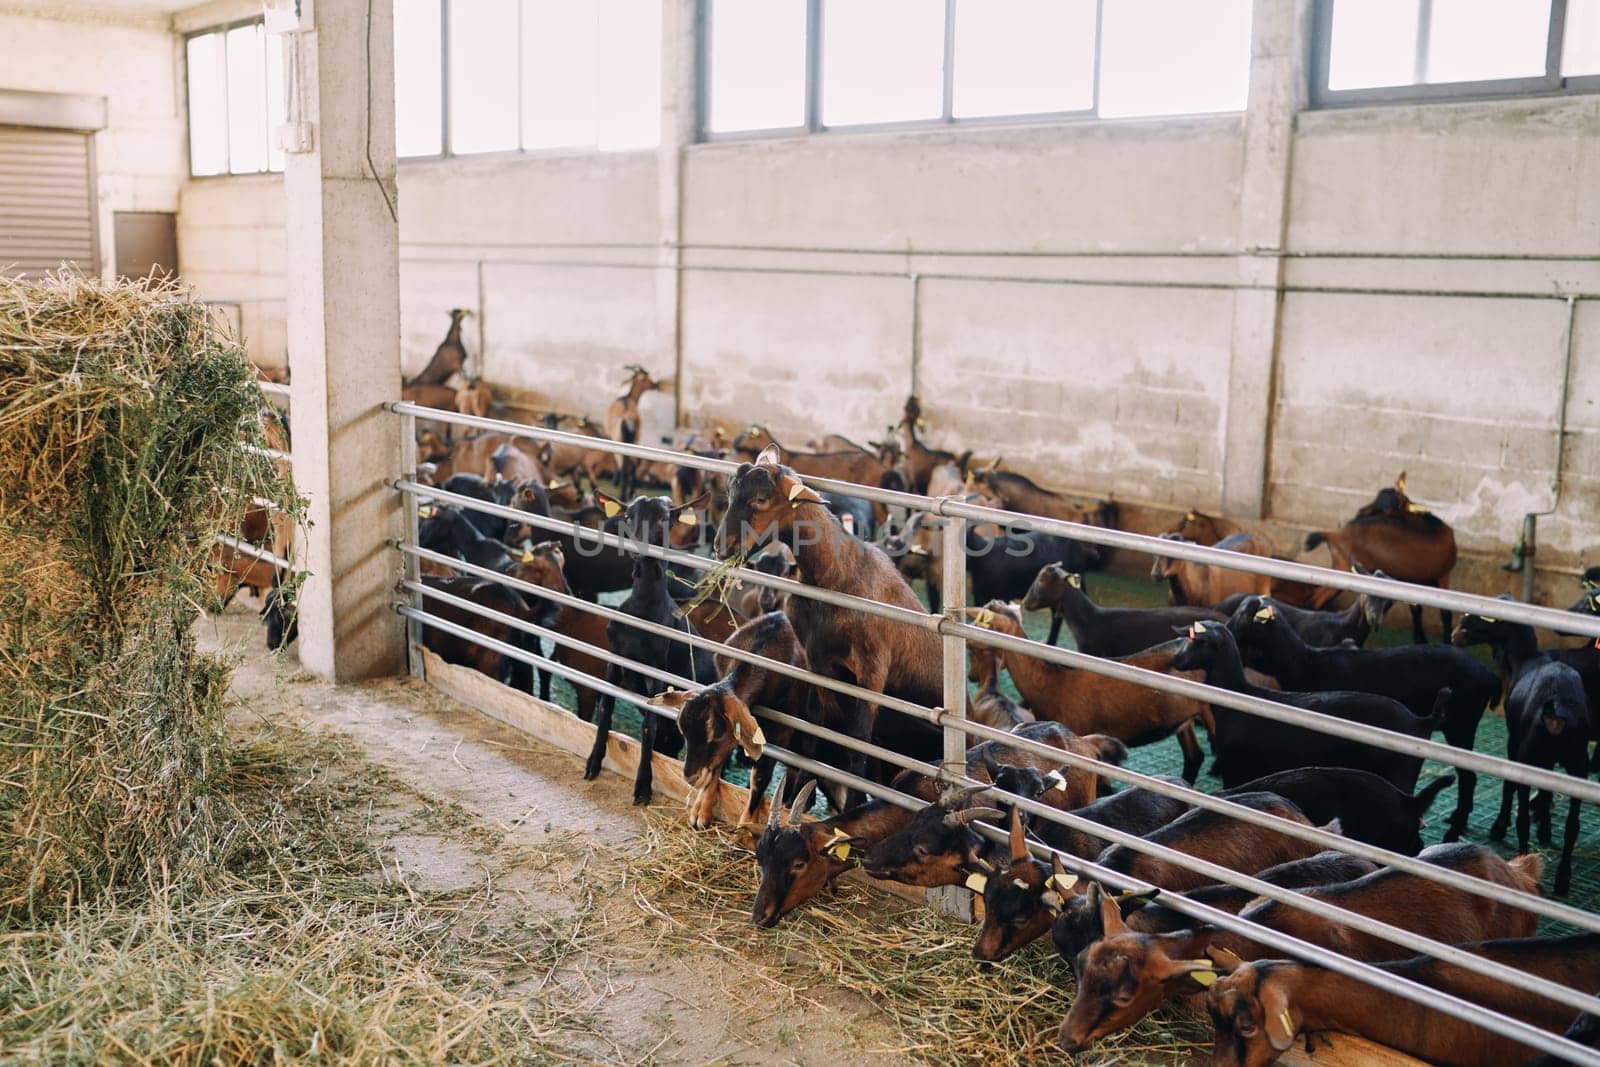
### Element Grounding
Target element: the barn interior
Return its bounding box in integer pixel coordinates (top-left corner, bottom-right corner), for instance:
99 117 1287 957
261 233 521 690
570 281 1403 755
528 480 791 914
4 1 1600 1064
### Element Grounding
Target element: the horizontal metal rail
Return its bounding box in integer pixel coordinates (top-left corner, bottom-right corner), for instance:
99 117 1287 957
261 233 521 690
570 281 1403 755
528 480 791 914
394 556 1600 935
215 534 292 571
243 443 293 464
389 400 1600 640
257 380 291 399
396 601 1600 1061
398 479 1600 807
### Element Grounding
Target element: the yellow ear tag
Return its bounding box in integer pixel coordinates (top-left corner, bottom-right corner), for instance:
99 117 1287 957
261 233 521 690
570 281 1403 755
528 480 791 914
418 505 434 519
1480 616 1497 624
678 510 698 526
1043 769 1068 793
601 498 623 519
965 872 989 893
1186 510 1198 521
520 548 536 564
547 479 564 490
1406 502 1427 514
1189 969 1218 987
825 828 853 862
1253 605 1273 623
974 608 994 629
1046 872 1077 893
787 482 807 504
1067 573 1082 589
750 725 767 746
1279 1010 1296 1037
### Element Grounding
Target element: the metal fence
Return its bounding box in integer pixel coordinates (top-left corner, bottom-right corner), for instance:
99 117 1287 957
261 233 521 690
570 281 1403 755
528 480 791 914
222 378 296 573
388 399 1600 1064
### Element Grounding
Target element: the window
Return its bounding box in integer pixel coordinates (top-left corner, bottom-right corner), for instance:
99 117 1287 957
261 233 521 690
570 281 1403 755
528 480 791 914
1314 0 1600 105
702 0 1253 138
185 21 284 176
393 0 661 159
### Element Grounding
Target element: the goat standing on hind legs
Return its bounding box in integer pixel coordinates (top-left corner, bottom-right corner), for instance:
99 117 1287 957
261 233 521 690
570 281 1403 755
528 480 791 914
1305 472 1457 643
406 308 472 388
716 445 943 810
605 365 659 498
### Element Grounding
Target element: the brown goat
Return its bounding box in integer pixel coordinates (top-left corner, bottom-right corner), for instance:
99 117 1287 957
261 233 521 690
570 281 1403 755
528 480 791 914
717 447 943 805
1062 845 1544 1052
750 777 917 927
896 396 973 494
967 602 1218 783
1094 791 1319 894
967 642 1035 737
406 307 470 388
401 382 458 412
605 365 660 496
731 426 904 525
649 611 807 829
529 416 617 488
968 465 1116 529
456 378 492 420
1208 932 1600 1067
1307 473 1458 643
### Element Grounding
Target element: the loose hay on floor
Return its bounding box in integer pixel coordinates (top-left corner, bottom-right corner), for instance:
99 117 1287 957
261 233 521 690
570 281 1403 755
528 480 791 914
0 720 600 1066
625 812 1212 1066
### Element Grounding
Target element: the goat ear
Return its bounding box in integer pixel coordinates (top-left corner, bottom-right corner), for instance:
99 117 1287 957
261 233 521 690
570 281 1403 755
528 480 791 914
1092 882 1131 936
722 694 766 759
779 474 823 507
1260 978 1300 1052
755 444 782 467
1008 806 1028 862
646 688 693 710
595 491 624 520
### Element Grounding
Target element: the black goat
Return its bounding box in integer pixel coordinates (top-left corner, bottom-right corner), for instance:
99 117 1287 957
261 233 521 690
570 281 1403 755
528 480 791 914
1215 570 1396 648
1022 564 1224 651
966 526 1101 608
1229 596 1498 841
1453 607 1591 896
1170 621 1441 791
1222 767 1454 856
582 495 714 806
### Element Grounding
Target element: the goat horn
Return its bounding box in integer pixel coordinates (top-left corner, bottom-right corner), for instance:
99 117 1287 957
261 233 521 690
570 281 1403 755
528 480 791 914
768 771 789 830
945 806 1005 828
788 779 818 824
939 782 991 809
1008 806 1028 862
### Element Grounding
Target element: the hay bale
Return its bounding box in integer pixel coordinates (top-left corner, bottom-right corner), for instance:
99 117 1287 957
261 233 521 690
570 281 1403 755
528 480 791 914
0 273 297 923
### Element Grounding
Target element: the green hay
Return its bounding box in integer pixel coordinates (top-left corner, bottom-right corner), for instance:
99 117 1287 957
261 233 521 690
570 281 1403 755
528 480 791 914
0 273 300 923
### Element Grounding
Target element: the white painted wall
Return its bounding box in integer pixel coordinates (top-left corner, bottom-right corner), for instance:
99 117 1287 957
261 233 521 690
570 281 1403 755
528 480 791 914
0 6 186 279
166 6 1600 588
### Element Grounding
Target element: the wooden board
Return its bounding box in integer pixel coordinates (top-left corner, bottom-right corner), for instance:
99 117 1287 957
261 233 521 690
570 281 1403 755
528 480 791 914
420 650 1425 1065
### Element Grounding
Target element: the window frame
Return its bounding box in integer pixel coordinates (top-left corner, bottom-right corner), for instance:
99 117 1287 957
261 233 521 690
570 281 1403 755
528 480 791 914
396 0 662 163
697 0 1259 142
1309 0 1600 109
182 17 282 178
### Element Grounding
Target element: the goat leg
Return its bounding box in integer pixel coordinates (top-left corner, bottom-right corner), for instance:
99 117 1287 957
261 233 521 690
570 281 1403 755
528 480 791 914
742 753 778 830
1046 612 1063 647
1409 603 1427 644
1557 792 1581 897
1176 720 1203 785
634 677 657 806
1490 778 1515 841
1534 788 1555 846
584 667 622 781
1515 782 1533 857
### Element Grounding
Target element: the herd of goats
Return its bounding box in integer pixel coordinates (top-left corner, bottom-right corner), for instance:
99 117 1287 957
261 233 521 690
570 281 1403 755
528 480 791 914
220 312 1600 1065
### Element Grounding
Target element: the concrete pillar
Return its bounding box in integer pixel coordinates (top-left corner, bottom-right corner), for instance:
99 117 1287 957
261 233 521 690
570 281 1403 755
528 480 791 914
656 0 697 426
282 0 406 681
1220 0 1313 518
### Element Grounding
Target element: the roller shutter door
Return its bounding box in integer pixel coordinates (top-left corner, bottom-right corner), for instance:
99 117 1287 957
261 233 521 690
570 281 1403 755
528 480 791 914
0 125 96 278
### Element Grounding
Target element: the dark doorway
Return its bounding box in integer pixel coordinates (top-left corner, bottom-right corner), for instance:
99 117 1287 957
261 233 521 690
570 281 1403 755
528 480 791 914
113 211 178 281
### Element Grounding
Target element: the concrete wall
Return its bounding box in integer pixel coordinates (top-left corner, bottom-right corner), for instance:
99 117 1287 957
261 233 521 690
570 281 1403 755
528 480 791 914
164 3 1600 591
0 5 186 279
177 174 286 366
